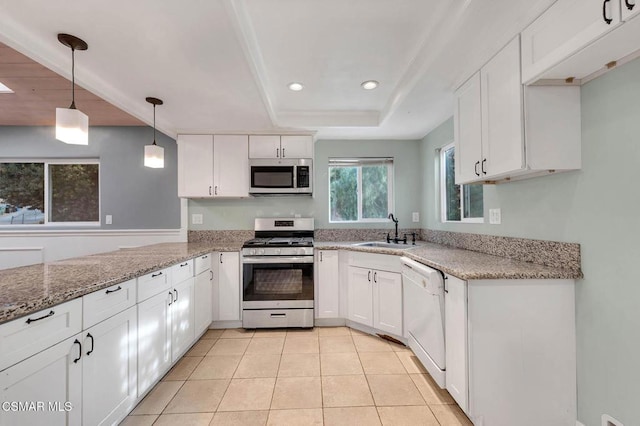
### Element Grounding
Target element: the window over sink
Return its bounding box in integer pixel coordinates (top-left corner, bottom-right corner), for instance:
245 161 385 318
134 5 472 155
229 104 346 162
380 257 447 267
329 158 394 223
440 143 483 223
0 160 100 226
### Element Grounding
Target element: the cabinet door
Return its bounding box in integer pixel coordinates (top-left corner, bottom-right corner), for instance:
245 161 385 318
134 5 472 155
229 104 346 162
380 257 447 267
82 306 137 426
249 135 281 158
521 0 621 83
481 37 524 179
454 72 483 184
213 135 249 197
622 0 640 21
280 135 313 158
445 275 468 413
215 252 241 321
194 270 213 335
315 250 340 318
171 278 195 361
347 266 373 327
138 291 172 397
177 134 214 197
372 270 403 335
0 334 82 426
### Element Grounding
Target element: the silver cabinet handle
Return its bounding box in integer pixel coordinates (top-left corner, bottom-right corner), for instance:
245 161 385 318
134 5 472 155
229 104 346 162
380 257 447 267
282 147 285 157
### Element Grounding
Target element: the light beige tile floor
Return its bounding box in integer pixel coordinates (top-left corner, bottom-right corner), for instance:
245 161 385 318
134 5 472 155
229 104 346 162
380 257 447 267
122 327 472 425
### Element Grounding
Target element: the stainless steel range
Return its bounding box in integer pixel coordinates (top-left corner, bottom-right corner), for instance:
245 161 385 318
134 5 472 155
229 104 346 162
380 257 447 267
241 218 314 328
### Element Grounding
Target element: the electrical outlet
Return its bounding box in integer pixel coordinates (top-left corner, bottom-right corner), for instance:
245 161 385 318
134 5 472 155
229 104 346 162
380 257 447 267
105 215 112 225
412 212 420 222
489 209 501 225
191 214 203 225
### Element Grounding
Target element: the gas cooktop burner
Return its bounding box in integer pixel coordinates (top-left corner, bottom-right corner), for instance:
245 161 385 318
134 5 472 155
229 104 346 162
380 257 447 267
243 237 314 248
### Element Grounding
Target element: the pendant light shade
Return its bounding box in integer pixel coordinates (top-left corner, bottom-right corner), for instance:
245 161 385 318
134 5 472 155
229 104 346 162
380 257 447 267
144 97 164 168
56 34 89 145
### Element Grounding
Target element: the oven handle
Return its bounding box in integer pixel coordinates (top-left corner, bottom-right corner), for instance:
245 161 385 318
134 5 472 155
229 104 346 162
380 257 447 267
242 256 314 264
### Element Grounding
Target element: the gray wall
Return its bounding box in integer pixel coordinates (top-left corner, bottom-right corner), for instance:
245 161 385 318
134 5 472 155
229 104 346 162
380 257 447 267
420 58 640 425
189 139 423 230
0 126 180 229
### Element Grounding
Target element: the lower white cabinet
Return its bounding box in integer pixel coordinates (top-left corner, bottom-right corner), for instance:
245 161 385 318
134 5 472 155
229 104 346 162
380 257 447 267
0 334 82 426
315 250 340 318
212 252 241 322
82 305 137 426
171 277 195 361
137 291 172 396
194 268 213 336
444 274 468 413
347 264 402 335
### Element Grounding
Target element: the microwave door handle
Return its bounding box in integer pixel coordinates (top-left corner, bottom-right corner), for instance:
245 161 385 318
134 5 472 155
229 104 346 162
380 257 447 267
293 165 297 189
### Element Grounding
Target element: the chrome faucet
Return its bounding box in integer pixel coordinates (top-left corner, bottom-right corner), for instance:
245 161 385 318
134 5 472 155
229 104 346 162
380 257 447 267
386 214 407 244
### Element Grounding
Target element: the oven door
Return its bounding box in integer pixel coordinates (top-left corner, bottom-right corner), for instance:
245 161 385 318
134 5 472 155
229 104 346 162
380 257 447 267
242 256 314 309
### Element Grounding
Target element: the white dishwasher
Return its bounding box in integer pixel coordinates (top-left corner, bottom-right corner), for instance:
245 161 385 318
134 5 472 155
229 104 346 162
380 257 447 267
401 257 446 388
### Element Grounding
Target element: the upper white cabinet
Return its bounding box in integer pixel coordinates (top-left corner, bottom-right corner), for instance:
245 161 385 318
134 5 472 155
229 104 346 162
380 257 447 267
249 135 313 159
455 36 581 185
177 134 249 198
315 250 340 319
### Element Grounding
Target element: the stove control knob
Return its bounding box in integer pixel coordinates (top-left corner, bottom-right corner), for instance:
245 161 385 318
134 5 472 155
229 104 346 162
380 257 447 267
275 248 281 255
298 248 306 255
258 249 265 256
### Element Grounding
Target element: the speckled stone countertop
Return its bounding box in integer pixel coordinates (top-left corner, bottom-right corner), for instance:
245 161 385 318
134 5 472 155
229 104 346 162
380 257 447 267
0 242 243 325
314 241 583 280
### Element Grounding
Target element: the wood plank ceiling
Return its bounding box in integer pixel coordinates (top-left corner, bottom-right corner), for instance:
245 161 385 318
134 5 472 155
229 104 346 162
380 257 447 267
0 42 144 126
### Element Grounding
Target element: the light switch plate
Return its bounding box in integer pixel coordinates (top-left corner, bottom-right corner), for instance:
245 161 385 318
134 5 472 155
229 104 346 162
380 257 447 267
105 215 112 225
412 212 419 222
191 214 203 225
489 209 501 225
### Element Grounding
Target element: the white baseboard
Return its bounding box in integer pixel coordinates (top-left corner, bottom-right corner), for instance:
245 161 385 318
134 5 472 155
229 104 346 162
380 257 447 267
210 321 243 329
0 228 186 270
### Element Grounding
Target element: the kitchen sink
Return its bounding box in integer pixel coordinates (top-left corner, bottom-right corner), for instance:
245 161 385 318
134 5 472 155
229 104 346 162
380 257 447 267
352 241 411 249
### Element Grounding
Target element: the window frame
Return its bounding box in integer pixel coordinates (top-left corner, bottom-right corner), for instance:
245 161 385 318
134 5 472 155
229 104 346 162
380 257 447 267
0 158 101 227
328 158 395 224
439 143 484 224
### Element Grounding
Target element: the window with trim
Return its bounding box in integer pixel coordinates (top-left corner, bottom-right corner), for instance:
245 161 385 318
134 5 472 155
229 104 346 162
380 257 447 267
329 158 393 223
0 160 100 225
440 143 483 222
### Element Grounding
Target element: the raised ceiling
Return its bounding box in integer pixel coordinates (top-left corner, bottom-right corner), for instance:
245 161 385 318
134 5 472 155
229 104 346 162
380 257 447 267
0 0 555 139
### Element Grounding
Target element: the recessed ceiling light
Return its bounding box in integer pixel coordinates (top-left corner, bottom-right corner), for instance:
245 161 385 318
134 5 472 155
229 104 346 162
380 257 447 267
288 82 304 91
0 81 14 93
361 80 379 90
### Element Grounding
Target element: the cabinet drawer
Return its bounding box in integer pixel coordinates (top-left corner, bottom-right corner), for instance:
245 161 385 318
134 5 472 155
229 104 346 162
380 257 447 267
348 251 401 273
172 259 194 283
195 254 212 276
83 279 136 329
138 268 171 302
0 298 82 371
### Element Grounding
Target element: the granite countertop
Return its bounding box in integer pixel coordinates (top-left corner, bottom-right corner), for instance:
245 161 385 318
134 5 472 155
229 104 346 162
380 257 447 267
0 242 242 325
314 241 583 280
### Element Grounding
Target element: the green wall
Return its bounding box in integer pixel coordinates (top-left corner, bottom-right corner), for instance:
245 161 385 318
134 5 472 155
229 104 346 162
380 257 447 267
420 58 640 425
189 139 423 230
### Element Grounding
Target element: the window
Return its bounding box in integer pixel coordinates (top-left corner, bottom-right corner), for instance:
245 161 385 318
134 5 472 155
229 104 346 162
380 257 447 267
440 143 483 223
329 158 393 223
0 160 100 225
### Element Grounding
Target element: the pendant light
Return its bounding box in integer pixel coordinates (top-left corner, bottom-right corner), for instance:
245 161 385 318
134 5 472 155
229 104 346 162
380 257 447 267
144 97 164 168
56 34 89 145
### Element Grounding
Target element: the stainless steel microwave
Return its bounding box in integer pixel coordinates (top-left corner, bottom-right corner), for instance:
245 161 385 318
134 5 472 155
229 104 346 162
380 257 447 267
249 158 312 195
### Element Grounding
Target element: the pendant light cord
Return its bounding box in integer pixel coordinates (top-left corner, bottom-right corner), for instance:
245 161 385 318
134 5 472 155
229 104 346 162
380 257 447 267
153 104 157 145
70 47 76 110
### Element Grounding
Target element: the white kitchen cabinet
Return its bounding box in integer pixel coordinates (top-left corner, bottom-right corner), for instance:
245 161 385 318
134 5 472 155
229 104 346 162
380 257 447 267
521 0 621 83
82 305 137 426
249 135 313 159
137 291 172 396
213 135 249 197
347 266 374 327
444 274 468 413
454 72 483 184
315 250 340 319
622 0 640 21
178 134 248 198
372 270 403 335
194 254 213 335
455 36 581 185
212 252 241 322
0 334 82 426
171 277 195 361
83 279 136 329
177 134 214 197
